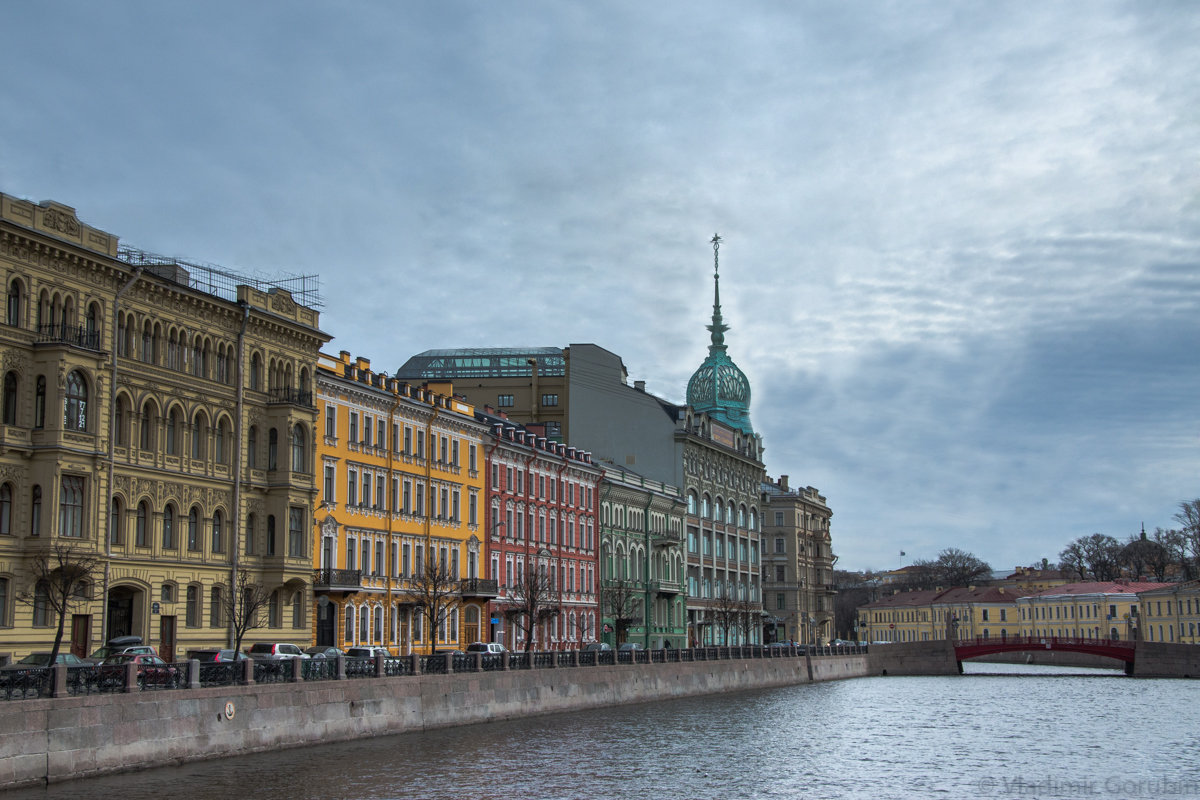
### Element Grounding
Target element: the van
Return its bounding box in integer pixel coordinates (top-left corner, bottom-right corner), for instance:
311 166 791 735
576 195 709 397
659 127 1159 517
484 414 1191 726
465 642 506 654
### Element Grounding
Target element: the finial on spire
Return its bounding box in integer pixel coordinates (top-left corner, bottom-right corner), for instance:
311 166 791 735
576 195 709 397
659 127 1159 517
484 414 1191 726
707 233 728 351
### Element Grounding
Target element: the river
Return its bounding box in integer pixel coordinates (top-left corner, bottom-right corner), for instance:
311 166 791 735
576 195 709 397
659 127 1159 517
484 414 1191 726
6 662 1199 800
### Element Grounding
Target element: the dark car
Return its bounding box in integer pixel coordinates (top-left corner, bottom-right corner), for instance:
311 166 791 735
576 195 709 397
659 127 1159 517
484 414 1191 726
303 646 345 659
617 642 643 651
100 653 179 688
582 642 611 652
1 652 87 670
186 648 250 663
86 635 157 664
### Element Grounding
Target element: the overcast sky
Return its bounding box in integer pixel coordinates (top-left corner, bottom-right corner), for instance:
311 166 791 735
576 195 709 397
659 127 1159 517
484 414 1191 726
3 2 1198 572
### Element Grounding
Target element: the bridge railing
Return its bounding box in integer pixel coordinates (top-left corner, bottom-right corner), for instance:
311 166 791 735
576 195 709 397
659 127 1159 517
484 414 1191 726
955 635 1136 651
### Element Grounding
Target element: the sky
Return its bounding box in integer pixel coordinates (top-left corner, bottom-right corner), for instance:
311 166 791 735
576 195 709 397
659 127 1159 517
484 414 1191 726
3 2 1198 572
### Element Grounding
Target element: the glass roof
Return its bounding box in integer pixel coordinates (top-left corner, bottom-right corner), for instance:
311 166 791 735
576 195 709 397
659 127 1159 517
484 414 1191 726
396 348 566 379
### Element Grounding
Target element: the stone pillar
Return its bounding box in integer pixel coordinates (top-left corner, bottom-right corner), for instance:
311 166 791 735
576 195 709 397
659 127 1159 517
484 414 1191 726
374 653 385 678
49 664 68 698
570 650 580 667
546 650 556 669
124 660 138 692
335 654 346 680
445 652 455 674
187 659 201 689
291 657 303 682
242 657 255 685
409 653 421 675
501 651 510 671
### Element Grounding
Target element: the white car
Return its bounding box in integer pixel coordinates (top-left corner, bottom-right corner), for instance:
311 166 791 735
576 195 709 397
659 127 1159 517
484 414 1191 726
465 642 506 654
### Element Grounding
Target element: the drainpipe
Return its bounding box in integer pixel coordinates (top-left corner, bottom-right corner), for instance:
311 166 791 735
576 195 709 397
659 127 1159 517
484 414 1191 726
643 493 653 650
422 395 440 654
102 266 142 647
384 389 401 653
228 302 249 647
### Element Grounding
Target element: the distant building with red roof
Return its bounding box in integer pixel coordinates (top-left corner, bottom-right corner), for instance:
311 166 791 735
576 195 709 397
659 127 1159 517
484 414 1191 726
1015 581 1172 642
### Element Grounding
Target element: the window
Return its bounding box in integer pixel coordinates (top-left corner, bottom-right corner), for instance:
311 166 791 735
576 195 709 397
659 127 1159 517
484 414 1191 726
210 587 225 628
497 394 514 408
0 484 9 535
215 419 229 464
59 476 85 538
292 591 304 628
188 507 200 550
162 505 175 548
32 581 50 627
774 512 784 526
64 370 87 431
288 506 304 557
247 426 258 469
2 372 15 425
469 444 477 472
136 502 149 546
324 405 337 439
540 393 558 407
6 280 20 326
166 409 180 455
108 496 120 545
268 428 278 471
34 376 45 429
348 412 359 443
245 513 256 555
186 585 200 627
211 510 223 553
267 515 276 555
348 470 358 507
0 576 8 626
191 413 206 459
362 415 372 446
250 353 262 390
323 464 335 504
291 425 306 472
774 537 785 554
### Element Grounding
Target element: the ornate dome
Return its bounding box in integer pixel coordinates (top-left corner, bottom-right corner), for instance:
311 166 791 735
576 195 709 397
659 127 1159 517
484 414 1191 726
686 234 754 435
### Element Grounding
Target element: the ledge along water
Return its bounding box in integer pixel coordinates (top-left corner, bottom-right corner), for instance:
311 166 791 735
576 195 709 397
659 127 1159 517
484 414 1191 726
0 644 870 791
6 660 1198 800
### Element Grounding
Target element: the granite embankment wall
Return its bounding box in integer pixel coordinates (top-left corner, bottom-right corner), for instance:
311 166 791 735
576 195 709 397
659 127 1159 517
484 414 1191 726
1132 641 1200 678
0 654 868 790
865 640 960 676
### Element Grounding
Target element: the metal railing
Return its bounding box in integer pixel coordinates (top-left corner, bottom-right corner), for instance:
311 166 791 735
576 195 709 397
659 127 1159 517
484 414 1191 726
0 643 844 701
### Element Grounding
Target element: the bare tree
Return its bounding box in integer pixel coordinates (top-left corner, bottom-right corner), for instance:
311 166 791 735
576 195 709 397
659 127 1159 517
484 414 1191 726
505 552 559 652
734 598 760 645
1059 534 1122 582
708 589 739 645
1121 530 1170 581
225 568 274 657
1174 500 1200 579
18 544 102 663
600 578 642 646
401 553 461 654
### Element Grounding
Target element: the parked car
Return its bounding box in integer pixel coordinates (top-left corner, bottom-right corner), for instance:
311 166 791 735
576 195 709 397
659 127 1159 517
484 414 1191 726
246 643 309 660
86 635 157 664
304 646 345 659
344 646 391 659
582 642 611 652
1 652 87 671
617 642 643 651
100 653 179 688
186 648 250 663
465 642 506 654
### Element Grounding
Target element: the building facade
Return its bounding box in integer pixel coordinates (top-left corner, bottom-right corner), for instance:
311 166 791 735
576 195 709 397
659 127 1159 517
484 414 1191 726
1015 581 1170 642
0 194 327 663
598 464 687 649
760 475 835 644
314 353 492 654
480 410 602 651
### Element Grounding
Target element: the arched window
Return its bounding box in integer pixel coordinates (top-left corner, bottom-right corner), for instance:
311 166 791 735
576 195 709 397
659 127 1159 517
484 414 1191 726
139 402 155 450
210 586 225 628
293 591 304 629
247 426 258 469
0 483 10 535
109 496 122 545
211 510 223 553
136 501 149 546
59 476 84 538
188 507 200 550
215 418 229 464
701 494 711 519
186 585 200 627
250 353 262 391
64 370 88 431
291 425 306 472
34 376 45 429
85 303 98 344
112 394 128 444
2 372 16 425
245 513 256 555
266 514 276 555
687 491 697 515
6 280 21 327
714 499 723 523
268 428 278 471
162 505 175 549
166 408 181 455
345 604 355 644
191 412 207 459
141 321 153 363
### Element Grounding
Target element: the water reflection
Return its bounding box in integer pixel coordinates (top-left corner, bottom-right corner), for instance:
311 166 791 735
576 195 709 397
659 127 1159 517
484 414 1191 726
7 664 1198 800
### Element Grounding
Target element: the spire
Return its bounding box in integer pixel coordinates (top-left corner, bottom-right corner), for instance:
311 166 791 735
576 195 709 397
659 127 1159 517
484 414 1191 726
708 232 728 352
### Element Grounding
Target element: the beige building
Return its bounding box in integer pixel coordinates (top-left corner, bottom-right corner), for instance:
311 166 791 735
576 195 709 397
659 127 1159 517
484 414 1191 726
760 475 835 644
1138 581 1200 644
0 193 328 663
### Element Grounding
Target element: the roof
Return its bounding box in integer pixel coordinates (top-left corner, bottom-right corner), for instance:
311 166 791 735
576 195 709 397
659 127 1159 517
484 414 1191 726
859 589 949 609
395 347 566 380
933 586 1036 604
1021 581 1173 600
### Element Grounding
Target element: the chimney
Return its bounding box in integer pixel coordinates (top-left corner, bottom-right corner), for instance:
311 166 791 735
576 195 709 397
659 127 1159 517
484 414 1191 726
779 475 789 492
634 380 645 392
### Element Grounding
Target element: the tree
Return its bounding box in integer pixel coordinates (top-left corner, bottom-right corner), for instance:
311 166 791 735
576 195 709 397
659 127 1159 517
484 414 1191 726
505 550 559 652
599 578 642 646
1174 500 1200 580
402 551 461 654
225 568 274 657
1059 534 1122 582
18 544 101 664
708 588 740 645
734 598 760 645
1120 529 1170 582
930 548 993 587
833 570 880 641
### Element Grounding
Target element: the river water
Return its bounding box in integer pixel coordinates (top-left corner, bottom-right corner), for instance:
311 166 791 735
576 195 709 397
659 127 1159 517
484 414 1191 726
7 662 1200 800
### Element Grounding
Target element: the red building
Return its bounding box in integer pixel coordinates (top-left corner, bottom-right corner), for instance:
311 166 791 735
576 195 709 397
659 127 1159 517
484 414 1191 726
479 409 603 651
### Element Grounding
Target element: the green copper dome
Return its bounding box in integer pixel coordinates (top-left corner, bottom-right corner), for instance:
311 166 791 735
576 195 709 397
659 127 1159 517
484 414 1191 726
686 235 754 435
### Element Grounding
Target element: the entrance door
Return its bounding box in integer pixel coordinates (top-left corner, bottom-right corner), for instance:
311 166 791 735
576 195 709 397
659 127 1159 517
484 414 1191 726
159 616 176 661
70 614 91 658
316 597 335 646
107 587 136 641
464 606 479 645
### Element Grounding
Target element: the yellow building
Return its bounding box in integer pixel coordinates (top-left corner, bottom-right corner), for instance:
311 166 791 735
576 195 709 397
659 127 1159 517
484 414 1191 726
313 352 491 654
1015 581 1170 642
932 586 1031 641
0 193 328 663
857 589 945 643
1139 581 1200 644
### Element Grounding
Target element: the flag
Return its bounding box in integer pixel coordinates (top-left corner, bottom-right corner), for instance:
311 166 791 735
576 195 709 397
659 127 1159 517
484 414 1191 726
899 551 906 557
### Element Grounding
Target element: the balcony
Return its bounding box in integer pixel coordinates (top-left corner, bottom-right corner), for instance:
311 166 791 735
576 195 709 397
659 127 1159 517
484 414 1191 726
313 568 363 591
267 387 315 409
36 323 102 352
651 579 684 596
459 578 499 599
652 529 684 548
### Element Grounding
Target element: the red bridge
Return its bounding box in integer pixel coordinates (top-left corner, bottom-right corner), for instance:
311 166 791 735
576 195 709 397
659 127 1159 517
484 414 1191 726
954 635 1136 665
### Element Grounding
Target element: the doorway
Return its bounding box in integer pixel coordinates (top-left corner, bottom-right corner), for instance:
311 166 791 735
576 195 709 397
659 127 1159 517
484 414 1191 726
70 614 91 658
159 616 176 661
